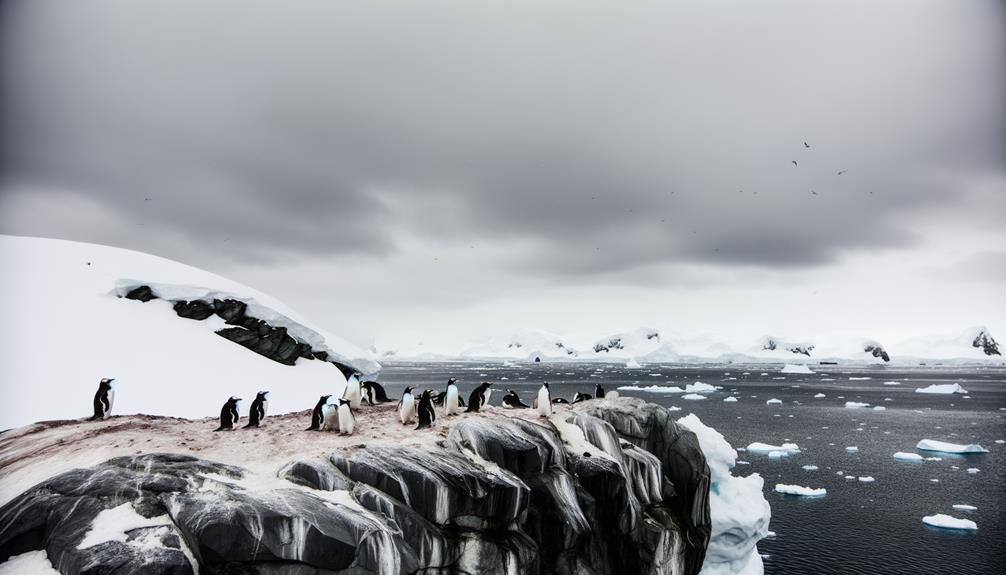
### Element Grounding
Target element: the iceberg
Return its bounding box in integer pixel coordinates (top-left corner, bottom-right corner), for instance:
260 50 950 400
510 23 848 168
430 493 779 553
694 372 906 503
677 415 771 575
952 504 977 511
746 442 800 454
780 364 814 374
774 484 826 497
625 359 642 369
915 384 968 395
873 406 886 411
766 398 783 405
922 514 977 531
893 452 924 462
682 393 707 400
916 440 989 454
723 396 738 403
813 393 826 398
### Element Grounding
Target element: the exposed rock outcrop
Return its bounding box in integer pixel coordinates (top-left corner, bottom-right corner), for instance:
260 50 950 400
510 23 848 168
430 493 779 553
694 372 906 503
0 399 710 575
972 328 1001 356
761 337 813 356
863 342 890 362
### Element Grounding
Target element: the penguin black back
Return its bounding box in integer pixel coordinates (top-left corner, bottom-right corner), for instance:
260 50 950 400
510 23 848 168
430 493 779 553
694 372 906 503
362 380 392 404
465 382 490 413
416 390 436 430
214 397 241 431
90 378 114 420
307 395 331 430
595 384 605 400
244 391 269 428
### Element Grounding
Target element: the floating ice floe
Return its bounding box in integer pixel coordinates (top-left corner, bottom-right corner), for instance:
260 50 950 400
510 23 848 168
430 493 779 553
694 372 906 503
723 397 738 403
858 476 875 483
781 364 814 374
952 504 977 511
846 446 859 452
625 359 642 369
922 514 977 531
747 442 800 454
682 393 706 400
883 381 901 386
916 440 989 454
775 484 826 497
616 381 720 394
873 406 886 411
966 468 980 474
893 452 924 462
801 465 819 471
813 393 826 398
996 440 1005 444
925 457 942 462
845 402 870 409
766 399 783 405
849 377 871 381
915 384 968 395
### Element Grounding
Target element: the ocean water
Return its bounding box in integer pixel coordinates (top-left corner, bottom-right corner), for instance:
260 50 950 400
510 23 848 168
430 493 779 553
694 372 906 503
378 362 1006 575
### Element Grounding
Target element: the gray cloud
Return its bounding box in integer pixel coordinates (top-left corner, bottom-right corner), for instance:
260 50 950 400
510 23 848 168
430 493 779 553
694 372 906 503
2 0 1005 280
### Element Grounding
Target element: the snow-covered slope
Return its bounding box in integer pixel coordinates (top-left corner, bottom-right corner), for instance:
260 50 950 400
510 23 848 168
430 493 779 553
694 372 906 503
0 235 377 429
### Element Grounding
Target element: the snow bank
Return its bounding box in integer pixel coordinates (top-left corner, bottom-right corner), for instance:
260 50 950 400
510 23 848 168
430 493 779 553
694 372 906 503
77 502 171 549
0 551 60 575
780 364 814 374
893 452 924 462
677 415 770 575
916 440 989 454
922 514 977 530
915 383 969 394
774 484 826 497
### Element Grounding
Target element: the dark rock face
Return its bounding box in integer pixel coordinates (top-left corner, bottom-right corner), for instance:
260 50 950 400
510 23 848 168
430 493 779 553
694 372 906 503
121 286 353 370
972 329 1001 356
762 338 814 356
2 399 710 575
863 343 891 362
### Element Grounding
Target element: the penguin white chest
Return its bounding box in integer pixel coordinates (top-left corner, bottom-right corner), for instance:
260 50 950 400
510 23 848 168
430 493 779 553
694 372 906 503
338 404 355 435
344 378 362 409
321 405 339 431
445 386 459 415
400 394 416 424
106 389 115 418
537 387 552 417
483 388 492 406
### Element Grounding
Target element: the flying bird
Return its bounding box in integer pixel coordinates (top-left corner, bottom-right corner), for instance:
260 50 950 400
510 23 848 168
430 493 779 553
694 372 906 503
837 169 848 175
791 160 798 167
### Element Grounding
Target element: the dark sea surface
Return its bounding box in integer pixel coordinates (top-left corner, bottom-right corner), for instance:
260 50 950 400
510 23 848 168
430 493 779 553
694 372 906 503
377 361 1006 575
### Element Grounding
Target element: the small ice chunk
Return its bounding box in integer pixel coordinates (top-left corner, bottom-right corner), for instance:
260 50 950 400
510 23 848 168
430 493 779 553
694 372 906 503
922 514 977 530
893 452 923 462
849 377 871 380
925 457 942 462
723 396 738 403
747 442 800 454
883 381 901 386
766 398 783 405
774 484 826 497
995 440 1004 444
813 393 826 398
966 468 979 474
858 476 875 482
873 406 886 411
846 446 859 452
781 364 815 374
802 465 819 471
916 439 988 454
915 384 968 395
682 393 707 400
845 402 870 409
952 504 977 511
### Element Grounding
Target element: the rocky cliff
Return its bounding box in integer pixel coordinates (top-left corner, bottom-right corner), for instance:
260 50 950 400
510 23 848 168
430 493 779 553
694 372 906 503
0 398 711 575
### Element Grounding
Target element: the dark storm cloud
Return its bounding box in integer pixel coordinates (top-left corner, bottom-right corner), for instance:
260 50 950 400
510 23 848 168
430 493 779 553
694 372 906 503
2 0 1004 274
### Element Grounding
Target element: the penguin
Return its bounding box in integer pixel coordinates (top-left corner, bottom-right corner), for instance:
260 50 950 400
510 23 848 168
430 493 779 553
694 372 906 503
362 380 392 405
321 403 340 431
537 383 552 418
342 372 363 409
399 386 417 425
552 397 570 404
465 382 491 413
90 378 115 420
337 398 355 435
594 384 605 400
307 395 332 430
244 391 269 428
501 389 529 409
214 397 241 431
572 392 593 404
416 389 437 430
444 378 461 415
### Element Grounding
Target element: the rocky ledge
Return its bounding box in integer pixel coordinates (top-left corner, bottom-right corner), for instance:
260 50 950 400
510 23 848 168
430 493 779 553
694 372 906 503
0 398 711 575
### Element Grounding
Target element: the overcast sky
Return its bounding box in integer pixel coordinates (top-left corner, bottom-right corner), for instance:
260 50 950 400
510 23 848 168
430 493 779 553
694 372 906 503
2 0 1004 352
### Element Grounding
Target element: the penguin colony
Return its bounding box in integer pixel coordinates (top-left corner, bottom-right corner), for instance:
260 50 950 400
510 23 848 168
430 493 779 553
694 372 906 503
85 369 621 435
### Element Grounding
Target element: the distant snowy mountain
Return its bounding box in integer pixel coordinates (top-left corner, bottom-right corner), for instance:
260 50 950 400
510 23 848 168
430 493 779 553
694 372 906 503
0 235 377 429
460 330 579 361
587 328 667 359
757 336 815 357
894 326 1002 362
